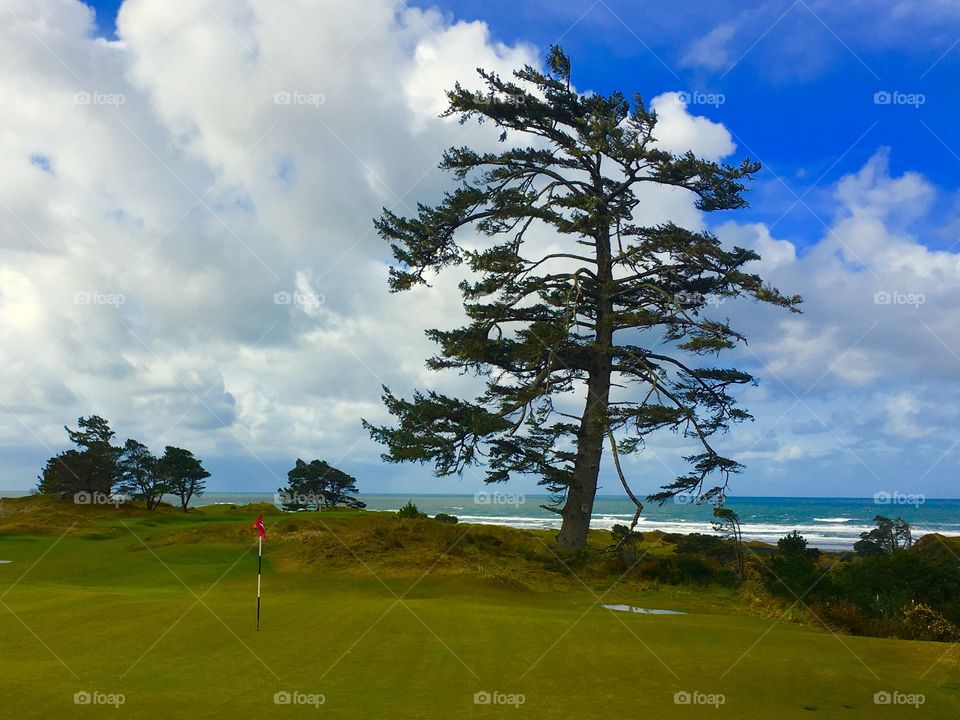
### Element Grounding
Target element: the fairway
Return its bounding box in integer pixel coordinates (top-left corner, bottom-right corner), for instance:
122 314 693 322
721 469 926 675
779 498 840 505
1 504 957 718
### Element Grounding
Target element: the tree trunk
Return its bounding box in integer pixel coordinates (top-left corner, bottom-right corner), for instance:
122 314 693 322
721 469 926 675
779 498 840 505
557 370 610 547
557 217 613 548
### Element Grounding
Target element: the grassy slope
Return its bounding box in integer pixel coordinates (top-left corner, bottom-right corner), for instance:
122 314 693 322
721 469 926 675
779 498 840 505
0 496 957 719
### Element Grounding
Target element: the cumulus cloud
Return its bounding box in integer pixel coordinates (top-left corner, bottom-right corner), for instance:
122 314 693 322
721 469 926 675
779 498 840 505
691 148 960 495
649 92 736 162
3 0 960 498
0 0 538 482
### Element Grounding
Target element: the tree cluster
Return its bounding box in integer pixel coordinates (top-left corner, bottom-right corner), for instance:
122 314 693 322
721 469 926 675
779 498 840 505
36 415 210 511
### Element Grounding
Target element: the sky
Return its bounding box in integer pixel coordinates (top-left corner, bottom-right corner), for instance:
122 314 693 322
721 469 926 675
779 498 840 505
2 0 960 499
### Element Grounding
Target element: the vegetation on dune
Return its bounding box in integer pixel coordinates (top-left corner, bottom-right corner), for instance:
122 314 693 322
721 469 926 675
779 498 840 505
4 495 958 645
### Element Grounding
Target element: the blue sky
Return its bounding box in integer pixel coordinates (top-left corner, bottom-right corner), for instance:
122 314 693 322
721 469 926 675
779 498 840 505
4 0 960 498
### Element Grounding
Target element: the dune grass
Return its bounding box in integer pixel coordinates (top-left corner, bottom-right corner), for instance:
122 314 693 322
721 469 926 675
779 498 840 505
1 496 958 718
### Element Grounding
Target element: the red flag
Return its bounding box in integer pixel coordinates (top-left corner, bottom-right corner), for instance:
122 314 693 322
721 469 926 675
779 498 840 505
252 515 266 539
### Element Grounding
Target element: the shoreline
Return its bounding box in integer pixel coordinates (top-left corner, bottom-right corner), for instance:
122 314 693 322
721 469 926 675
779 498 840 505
4 490 959 551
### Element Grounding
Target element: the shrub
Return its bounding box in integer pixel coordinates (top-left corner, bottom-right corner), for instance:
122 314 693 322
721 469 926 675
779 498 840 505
433 513 458 524
831 546 960 625
397 500 426 519
610 523 644 566
675 533 727 559
764 532 826 599
635 554 718 585
897 602 960 642
811 600 870 635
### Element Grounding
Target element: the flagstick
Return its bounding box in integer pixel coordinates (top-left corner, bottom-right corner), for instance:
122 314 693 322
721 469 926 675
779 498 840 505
256 534 262 631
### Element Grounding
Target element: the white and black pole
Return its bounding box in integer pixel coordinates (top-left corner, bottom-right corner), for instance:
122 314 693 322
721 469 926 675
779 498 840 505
252 514 266 631
256 533 262 631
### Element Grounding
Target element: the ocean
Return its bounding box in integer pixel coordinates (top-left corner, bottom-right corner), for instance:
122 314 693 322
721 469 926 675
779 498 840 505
3 490 958 550
341 494 960 550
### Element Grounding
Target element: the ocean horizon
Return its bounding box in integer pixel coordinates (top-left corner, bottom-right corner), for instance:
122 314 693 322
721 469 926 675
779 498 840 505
4 490 958 551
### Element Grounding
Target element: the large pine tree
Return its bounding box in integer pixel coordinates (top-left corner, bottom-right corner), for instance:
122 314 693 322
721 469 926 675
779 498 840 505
364 47 799 548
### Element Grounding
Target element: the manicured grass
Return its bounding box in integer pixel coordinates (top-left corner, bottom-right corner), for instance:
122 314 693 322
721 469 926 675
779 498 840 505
1 498 958 718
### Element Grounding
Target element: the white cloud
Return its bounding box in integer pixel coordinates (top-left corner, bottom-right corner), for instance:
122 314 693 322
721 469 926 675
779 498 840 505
680 22 738 70
882 392 932 440
3 1 960 499
649 92 736 162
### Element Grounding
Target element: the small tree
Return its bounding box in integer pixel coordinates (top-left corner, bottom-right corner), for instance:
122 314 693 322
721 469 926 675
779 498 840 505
854 515 912 557
277 459 364 511
278 459 324 511
712 505 744 580
36 415 120 497
766 531 823 599
116 439 166 510
609 523 644 565
398 500 427 519
158 446 209 511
